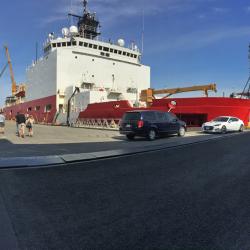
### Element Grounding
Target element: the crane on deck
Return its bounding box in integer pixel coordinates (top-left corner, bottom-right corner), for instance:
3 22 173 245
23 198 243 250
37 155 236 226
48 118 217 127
4 45 17 96
140 83 217 107
0 63 8 79
2 46 26 106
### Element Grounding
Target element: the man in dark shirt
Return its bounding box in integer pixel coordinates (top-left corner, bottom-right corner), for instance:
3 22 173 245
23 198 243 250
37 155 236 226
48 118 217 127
15 112 26 136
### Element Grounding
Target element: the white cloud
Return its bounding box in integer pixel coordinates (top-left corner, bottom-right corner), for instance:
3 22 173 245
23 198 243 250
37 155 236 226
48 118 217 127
197 14 206 19
41 0 206 26
213 7 229 13
147 26 250 54
41 15 67 25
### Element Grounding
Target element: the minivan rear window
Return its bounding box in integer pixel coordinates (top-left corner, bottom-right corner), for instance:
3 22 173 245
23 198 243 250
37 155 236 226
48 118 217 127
142 112 156 121
123 112 141 121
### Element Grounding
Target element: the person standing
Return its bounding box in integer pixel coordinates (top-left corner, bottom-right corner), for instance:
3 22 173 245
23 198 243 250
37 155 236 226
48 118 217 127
26 115 35 137
15 112 20 135
0 111 5 134
16 112 26 138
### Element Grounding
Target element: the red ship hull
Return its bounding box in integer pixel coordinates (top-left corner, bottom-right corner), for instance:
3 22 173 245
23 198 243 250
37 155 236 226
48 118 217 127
3 96 250 127
153 97 250 126
3 95 57 124
79 97 250 127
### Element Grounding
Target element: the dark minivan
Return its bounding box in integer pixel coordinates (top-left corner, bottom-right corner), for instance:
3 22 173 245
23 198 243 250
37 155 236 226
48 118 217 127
119 110 186 140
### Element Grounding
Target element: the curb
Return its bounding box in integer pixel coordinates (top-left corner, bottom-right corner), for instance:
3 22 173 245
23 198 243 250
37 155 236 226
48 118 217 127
0 156 64 168
0 131 247 169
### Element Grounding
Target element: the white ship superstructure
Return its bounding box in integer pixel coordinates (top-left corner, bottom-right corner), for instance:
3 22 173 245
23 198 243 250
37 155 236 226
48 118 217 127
25 0 150 123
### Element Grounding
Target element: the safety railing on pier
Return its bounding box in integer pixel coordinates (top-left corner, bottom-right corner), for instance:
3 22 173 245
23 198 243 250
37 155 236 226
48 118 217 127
74 118 121 130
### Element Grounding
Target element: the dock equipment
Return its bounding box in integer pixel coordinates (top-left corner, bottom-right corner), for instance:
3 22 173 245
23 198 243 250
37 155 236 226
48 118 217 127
4 45 17 96
140 83 217 106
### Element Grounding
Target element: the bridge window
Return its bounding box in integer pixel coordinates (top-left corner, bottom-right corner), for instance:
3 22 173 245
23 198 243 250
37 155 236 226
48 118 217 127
57 43 61 47
114 49 118 54
99 46 103 50
106 53 110 57
72 41 77 46
118 50 122 55
123 51 126 55
93 44 98 49
52 43 56 48
79 41 83 46
103 47 109 52
67 42 71 46
84 42 88 47
89 44 93 48
44 104 52 113
110 48 113 53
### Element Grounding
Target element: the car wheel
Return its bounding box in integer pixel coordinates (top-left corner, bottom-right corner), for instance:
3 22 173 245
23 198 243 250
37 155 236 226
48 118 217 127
239 124 244 132
126 134 135 140
147 129 156 141
178 126 186 137
221 125 227 134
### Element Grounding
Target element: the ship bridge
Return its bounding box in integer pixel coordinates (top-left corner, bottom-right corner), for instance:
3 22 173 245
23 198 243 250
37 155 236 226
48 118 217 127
43 0 141 65
43 37 141 66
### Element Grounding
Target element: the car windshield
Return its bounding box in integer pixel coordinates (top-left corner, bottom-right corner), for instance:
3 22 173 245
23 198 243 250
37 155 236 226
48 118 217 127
123 112 141 121
213 117 229 122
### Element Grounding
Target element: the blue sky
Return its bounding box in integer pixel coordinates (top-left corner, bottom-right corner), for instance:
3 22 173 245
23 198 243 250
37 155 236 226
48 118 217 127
1 0 250 106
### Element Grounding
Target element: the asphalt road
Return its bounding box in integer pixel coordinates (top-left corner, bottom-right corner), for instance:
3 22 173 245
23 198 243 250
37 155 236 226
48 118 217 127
0 132 250 249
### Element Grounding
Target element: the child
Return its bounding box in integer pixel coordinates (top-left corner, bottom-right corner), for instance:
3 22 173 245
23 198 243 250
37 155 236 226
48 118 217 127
26 115 35 137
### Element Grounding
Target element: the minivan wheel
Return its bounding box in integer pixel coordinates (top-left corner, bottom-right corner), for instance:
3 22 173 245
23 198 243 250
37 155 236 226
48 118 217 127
147 129 156 141
178 126 185 137
126 134 135 140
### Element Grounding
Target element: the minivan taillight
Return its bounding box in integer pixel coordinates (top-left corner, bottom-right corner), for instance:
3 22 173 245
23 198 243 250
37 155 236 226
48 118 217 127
137 120 144 128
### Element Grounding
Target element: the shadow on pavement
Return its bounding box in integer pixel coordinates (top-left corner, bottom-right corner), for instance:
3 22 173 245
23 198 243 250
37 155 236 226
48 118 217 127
0 132 215 158
0 139 130 158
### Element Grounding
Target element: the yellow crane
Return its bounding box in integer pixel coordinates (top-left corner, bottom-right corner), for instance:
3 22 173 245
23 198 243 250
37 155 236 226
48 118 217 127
140 83 217 106
4 45 17 96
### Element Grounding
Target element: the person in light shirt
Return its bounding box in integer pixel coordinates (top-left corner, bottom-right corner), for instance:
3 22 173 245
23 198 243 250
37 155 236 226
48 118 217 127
26 115 35 137
0 111 5 134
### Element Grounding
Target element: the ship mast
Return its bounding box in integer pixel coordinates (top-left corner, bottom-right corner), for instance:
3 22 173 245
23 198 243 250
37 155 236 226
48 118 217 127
68 0 100 39
83 0 88 14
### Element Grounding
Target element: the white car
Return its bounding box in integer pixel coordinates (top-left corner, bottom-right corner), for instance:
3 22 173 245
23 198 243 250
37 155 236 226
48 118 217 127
202 116 244 133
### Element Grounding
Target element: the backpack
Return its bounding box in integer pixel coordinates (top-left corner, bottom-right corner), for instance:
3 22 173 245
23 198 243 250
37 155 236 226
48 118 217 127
26 121 32 128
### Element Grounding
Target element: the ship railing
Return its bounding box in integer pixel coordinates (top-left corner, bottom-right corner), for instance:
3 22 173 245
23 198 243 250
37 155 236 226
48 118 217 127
73 118 121 130
95 37 140 52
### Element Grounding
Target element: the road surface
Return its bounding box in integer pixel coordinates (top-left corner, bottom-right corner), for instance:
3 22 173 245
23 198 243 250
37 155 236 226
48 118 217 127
0 132 249 249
